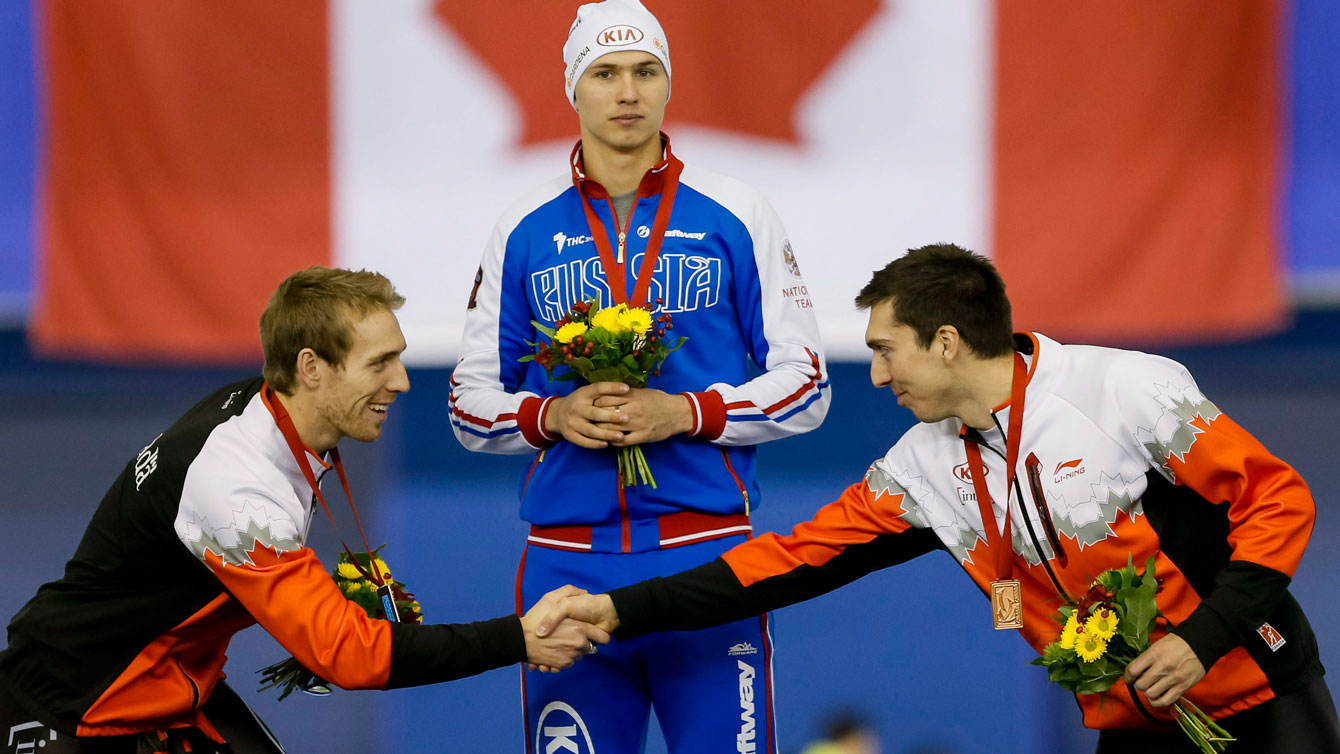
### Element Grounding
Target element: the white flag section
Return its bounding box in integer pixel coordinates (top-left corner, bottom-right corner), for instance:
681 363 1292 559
334 0 991 364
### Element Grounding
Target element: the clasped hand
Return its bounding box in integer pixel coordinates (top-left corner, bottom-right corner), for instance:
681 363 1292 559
545 383 693 448
520 586 611 672
523 589 621 673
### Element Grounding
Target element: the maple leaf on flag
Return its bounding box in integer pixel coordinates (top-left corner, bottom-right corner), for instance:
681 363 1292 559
434 0 881 145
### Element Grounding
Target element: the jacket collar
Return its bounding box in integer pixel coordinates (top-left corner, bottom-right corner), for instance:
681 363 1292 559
570 132 680 200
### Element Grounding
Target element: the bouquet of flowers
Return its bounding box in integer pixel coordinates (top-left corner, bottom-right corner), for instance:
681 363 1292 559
521 297 686 488
257 547 422 700
1030 555 1234 752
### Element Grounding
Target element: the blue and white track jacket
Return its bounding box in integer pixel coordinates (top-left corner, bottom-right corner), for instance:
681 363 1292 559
451 138 830 529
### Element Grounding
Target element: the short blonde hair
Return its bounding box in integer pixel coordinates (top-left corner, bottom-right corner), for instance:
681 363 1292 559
260 267 405 393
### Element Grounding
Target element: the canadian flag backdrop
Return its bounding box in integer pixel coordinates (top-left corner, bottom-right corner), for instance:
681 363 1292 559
29 0 1288 364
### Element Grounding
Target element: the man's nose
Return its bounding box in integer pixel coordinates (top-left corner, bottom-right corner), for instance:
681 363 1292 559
870 357 890 388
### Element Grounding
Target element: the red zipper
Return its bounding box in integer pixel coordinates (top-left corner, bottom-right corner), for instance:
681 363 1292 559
719 448 750 515
616 467 631 553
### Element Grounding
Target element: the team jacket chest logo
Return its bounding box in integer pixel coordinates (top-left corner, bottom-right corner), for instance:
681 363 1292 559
952 462 986 484
1053 458 1086 483
531 252 722 321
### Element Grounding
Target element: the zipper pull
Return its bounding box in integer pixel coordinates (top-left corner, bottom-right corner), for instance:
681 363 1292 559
743 491 750 516
617 231 626 264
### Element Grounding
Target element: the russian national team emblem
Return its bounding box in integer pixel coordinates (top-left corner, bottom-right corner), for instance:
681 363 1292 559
536 701 595 754
782 240 802 279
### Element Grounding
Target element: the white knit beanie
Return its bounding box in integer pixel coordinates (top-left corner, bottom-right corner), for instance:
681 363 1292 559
563 0 671 109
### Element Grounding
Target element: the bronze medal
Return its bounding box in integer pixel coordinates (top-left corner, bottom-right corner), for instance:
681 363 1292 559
990 578 1024 630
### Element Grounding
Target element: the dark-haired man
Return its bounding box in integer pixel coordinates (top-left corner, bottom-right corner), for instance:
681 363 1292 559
0 267 605 753
539 244 1340 753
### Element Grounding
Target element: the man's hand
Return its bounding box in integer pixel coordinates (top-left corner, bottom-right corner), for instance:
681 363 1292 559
536 592 620 638
545 383 630 449
1123 634 1206 707
592 389 693 445
519 586 610 672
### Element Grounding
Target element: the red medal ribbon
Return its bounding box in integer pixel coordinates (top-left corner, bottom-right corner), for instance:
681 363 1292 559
261 384 390 588
963 353 1029 581
572 137 684 308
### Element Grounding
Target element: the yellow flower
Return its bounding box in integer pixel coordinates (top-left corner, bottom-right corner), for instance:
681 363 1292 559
340 580 370 598
371 558 391 580
617 307 654 334
1076 632 1108 662
336 562 363 581
1084 607 1119 640
590 303 629 334
555 321 588 344
1058 612 1081 650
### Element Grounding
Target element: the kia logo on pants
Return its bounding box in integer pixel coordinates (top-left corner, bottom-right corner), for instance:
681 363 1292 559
536 702 594 754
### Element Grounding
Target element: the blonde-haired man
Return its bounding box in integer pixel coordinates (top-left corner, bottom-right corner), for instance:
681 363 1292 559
0 267 606 753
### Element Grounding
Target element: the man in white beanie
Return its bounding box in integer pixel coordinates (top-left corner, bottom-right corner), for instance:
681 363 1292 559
451 1 830 752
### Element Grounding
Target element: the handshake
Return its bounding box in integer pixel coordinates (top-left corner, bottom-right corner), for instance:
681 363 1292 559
519 586 621 672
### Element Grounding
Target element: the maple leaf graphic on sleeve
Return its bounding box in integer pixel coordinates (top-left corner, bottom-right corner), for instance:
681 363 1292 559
434 0 881 145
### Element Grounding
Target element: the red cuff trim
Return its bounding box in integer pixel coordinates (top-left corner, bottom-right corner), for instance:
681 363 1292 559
517 396 554 448
690 390 727 440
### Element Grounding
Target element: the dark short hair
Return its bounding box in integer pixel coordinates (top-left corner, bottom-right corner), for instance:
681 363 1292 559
260 267 405 393
854 243 1013 358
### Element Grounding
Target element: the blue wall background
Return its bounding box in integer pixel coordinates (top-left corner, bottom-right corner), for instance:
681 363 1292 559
3 313 1338 754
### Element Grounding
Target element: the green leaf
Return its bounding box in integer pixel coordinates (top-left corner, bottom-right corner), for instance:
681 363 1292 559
585 367 623 383
532 321 558 339
518 354 536 363
1075 675 1122 695
622 355 640 371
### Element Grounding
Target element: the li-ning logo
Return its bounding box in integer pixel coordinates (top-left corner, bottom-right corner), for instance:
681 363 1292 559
737 660 758 753
597 24 644 47
536 701 594 754
8 721 57 753
135 433 163 491
552 232 594 255
221 389 243 410
1258 622 1287 652
953 462 985 484
1053 458 1086 482
728 641 758 656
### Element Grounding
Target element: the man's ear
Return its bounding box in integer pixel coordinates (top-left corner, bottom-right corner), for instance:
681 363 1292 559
294 348 322 390
935 325 963 361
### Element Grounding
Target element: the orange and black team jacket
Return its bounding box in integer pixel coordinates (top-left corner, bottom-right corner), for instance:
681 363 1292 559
0 379 525 741
610 333 1321 730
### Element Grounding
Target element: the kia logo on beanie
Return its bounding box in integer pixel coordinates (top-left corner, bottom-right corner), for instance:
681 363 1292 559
598 25 644 46
563 0 671 107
